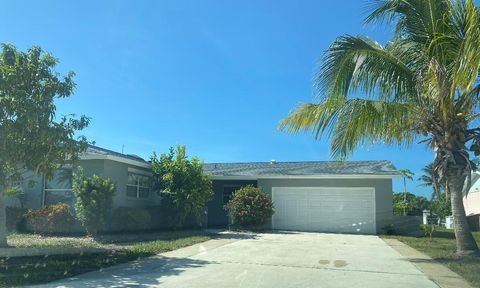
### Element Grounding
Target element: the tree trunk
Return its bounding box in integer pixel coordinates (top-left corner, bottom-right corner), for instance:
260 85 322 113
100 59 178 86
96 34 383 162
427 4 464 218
0 190 8 247
403 178 407 216
446 166 479 256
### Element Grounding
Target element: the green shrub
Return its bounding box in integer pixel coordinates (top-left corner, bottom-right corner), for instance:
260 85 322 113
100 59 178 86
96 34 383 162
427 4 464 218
24 203 75 234
420 224 435 239
381 224 397 235
6 207 26 231
147 196 205 230
151 145 213 227
225 185 274 228
111 207 151 231
73 168 116 235
146 201 178 229
430 193 451 221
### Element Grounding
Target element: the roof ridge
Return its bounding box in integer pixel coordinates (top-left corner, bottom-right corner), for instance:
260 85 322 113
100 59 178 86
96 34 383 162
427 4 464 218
203 160 399 176
205 160 391 165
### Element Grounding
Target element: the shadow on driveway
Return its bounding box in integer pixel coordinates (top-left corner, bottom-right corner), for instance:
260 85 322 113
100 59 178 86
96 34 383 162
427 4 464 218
43 256 214 287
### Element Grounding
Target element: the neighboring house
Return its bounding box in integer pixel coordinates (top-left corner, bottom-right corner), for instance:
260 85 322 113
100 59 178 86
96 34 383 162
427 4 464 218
12 145 162 211
204 160 400 234
465 171 480 231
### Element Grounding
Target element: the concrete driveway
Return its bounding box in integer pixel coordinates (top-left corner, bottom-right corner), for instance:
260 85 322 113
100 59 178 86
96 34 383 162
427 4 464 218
36 232 439 288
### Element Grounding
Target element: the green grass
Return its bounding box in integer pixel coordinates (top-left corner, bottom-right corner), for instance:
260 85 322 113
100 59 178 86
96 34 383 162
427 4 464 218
7 233 101 249
0 231 211 287
383 228 480 287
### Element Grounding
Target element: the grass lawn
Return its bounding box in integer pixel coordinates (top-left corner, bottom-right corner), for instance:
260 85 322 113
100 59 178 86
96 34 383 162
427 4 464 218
0 230 212 286
382 228 480 287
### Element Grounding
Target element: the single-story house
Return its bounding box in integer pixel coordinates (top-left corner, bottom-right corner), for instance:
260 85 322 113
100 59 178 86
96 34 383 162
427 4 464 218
10 145 162 210
11 145 401 234
465 171 480 231
204 160 400 234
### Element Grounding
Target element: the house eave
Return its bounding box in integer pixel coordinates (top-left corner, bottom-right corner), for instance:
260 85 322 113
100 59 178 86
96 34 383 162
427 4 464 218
209 174 400 180
81 154 151 168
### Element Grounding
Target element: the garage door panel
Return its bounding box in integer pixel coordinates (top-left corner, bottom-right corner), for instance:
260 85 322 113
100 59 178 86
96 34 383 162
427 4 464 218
272 187 375 234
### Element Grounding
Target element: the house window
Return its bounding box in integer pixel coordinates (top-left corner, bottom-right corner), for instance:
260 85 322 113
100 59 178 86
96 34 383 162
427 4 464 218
44 168 74 206
126 172 151 199
223 185 240 204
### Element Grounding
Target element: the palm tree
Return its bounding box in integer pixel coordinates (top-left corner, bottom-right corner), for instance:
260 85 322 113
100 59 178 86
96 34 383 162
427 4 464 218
418 162 445 200
399 169 414 215
280 0 480 256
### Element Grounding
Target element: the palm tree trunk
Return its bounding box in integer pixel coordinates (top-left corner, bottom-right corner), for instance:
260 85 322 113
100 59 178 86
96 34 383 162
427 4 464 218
0 190 8 247
446 166 479 256
403 177 407 216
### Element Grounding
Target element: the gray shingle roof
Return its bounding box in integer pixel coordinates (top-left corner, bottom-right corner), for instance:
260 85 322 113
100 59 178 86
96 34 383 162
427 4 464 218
203 160 399 177
85 145 148 163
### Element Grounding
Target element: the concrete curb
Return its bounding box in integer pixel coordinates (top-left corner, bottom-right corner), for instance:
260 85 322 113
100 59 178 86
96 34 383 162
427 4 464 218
382 238 473 288
0 247 108 258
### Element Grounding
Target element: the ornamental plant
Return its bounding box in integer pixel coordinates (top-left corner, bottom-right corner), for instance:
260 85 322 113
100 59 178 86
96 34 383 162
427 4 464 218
225 185 274 228
0 44 90 246
72 168 116 235
420 224 435 240
151 145 213 227
24 203 75 234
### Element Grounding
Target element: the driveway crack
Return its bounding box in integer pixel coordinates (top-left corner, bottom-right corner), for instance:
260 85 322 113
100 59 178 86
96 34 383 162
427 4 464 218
216 260 431 277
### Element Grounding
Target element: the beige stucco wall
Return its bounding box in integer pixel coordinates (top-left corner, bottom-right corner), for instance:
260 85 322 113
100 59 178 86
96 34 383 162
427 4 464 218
257 178 394 233
464 192 480 216
465 173 480 216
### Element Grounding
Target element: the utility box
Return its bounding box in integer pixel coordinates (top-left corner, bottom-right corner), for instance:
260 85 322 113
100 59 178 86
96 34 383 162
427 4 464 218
445 216 454 229
423 209 439 225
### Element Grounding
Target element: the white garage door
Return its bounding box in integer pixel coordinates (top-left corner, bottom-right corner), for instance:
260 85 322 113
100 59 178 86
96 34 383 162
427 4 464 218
272 187 376 234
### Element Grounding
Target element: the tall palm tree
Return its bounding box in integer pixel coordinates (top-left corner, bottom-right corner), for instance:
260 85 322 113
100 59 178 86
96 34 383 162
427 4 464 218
280 0 480 256
418 162 445 199
399 168 414 215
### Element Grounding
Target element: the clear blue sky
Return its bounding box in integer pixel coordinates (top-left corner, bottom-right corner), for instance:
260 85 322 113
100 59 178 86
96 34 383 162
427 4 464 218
3 0 434 197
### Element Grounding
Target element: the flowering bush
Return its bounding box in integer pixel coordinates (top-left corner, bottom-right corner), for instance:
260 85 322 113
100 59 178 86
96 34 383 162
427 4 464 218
224 185 274 228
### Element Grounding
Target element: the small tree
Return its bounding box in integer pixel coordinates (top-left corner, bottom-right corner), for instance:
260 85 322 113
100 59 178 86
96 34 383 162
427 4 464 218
225 185 274 228
0 44 90 246
72 168 116 235
420 224 435 239
393 192 429 216
430 193 452 222
151 145 213 227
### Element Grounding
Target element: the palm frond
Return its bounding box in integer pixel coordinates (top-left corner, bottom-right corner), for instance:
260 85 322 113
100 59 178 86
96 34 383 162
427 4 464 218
365 0 450 44
281 0 480 172
316 35 417 103
280 98 416 158
449 0 480 92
